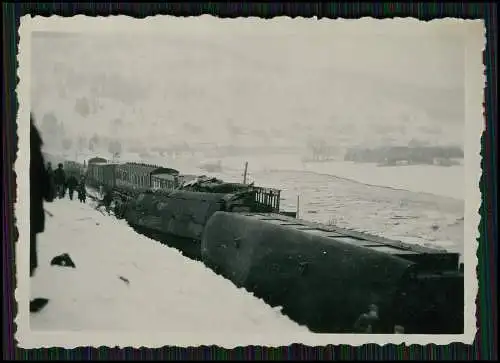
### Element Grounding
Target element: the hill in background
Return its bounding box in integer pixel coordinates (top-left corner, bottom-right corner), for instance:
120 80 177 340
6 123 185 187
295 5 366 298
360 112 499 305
30 18 465 159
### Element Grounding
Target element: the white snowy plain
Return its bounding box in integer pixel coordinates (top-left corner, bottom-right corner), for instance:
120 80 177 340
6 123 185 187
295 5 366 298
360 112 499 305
30 198 309 333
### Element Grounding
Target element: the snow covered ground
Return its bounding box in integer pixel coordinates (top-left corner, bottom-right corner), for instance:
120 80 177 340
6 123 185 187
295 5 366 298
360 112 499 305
30 199 309 333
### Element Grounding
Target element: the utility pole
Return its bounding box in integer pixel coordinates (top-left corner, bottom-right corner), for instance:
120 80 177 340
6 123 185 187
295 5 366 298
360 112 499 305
242 161 248 184
296 194 300 219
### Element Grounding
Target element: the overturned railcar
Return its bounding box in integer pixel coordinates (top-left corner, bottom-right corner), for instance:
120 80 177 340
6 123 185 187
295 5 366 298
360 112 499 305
123 186 284 260
124 190 231 259
181 178 281 213
201 212 464 334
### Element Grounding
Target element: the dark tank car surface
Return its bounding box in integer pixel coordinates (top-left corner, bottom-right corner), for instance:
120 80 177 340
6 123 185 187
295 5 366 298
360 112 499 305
201 212 464 334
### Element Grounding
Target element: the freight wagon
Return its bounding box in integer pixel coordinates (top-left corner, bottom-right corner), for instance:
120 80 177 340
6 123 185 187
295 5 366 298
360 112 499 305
63 160 85 179
115 162 158 191
86 158 181 197
86 158 118 190
115 162 180 193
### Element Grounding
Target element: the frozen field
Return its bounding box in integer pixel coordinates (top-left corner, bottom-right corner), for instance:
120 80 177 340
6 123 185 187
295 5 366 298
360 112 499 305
255 169 464 260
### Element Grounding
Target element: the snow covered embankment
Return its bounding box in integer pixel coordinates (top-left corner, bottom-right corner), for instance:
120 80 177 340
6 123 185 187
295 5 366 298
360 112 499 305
31 199 308 333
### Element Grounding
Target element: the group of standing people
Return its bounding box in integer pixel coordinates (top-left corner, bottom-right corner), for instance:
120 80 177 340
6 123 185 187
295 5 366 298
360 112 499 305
46 162 87 203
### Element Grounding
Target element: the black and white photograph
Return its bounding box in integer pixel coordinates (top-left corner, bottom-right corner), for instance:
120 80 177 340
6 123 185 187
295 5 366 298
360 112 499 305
17 15 484 347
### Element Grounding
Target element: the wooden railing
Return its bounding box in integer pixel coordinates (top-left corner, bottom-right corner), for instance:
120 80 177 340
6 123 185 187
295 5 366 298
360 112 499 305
254 187 280 213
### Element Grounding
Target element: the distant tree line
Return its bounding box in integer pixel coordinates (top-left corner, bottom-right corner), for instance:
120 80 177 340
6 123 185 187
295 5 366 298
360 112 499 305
344 145 464 166
306 139 339 161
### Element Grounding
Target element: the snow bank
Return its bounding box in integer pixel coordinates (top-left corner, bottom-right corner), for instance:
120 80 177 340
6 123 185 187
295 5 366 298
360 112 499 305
31 199 308 333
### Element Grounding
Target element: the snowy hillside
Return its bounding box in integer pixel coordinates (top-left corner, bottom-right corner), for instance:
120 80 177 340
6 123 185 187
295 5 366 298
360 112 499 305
31 21 465 157
30 199 308 333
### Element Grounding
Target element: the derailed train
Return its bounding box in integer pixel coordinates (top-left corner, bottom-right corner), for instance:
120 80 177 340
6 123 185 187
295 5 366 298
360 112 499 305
86 157 281 212
84 156 464 334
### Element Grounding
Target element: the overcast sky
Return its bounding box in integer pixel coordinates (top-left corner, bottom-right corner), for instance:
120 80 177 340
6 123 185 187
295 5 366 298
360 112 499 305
30 17 471 148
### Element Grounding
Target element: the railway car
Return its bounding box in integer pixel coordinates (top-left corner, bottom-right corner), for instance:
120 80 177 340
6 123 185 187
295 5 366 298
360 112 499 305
85 157 181 199
201 212 464 334
86 157 107 188
150 167 180 191
124 190 232 259
180 177 281 213
124 185 282 260
63 160 85 179
115 162 159 191
87 157 108 165
86 158 118 189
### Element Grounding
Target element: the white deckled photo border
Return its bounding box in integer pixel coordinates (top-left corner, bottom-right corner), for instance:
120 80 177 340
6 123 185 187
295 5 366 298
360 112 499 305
15 15 485 349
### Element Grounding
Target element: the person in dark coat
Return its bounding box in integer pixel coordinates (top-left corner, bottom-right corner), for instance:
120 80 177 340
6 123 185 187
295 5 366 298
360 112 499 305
95 186 113 214
46 162 56 198
66 175 78 200
113 196 128 219
30 114 55 311
102 188 113 213
54 163 66 199
77 176 87 203
46 162 54 176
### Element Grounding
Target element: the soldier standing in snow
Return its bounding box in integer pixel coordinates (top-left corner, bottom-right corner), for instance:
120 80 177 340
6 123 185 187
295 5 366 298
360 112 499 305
113 196 128 219
95 186 113 214
77 176 87 203
46 162 56 198
30 113 55 312
46 162 54 177
66 175 78 200
53 163 66 199
102 188 113 214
